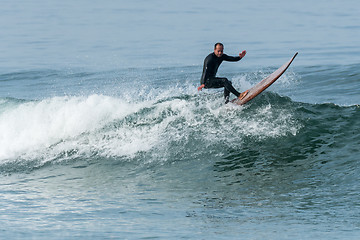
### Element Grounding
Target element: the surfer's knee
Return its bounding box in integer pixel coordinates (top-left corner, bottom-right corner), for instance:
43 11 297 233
222 78 230 84
222 78 233 87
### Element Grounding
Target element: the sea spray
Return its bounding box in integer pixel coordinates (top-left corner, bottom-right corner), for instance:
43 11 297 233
0 95 144 161
0 90 301 166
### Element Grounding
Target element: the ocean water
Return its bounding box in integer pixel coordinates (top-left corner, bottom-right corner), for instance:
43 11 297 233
1 0 360 239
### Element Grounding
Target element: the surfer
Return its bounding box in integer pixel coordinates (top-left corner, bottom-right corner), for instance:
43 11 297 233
198 42 248 103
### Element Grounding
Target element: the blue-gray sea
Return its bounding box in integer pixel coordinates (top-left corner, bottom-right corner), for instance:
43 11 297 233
1 0 360 239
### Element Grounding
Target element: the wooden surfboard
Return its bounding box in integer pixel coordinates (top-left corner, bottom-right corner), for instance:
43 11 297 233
232 52 298 105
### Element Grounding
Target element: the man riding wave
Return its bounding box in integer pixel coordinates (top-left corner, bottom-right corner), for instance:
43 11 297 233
198 42 248 103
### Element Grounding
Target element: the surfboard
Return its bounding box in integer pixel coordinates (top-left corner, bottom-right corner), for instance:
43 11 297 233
231 52 298 105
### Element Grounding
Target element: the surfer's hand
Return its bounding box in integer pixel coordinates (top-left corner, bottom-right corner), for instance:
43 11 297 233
198 84 205 91
239 50 246 58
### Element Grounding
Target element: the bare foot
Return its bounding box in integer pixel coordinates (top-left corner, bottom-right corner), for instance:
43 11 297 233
238 90 249 100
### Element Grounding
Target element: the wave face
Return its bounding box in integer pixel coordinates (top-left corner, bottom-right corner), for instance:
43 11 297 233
1 84 359 174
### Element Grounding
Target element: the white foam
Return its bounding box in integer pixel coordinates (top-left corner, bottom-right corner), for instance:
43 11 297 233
0 95 145 161
0 85 301 164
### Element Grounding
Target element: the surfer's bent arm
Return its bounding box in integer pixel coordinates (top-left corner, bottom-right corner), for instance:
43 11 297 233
200 66 207 85
198 72 206 91
198 66 206 91
199 57 211 90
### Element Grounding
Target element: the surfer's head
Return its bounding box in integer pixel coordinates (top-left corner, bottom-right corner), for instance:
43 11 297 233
214 42 224 57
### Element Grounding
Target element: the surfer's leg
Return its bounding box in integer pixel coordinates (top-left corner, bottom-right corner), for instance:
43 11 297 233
223 80 232 103
224 87 230 103
205 77 223 89
206 77 241 103
222 78 240 98
207 78 240 96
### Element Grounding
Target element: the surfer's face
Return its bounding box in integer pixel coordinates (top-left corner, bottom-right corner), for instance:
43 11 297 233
214 45 224 57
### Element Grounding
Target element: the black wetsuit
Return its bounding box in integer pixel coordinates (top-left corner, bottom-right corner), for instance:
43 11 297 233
200 53 242 101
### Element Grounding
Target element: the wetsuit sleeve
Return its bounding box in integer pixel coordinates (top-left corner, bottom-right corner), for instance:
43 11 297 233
223 54 241 62
200 66 206 85
200 57 209 85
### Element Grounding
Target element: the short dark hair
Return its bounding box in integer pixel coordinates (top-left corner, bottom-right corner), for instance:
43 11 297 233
214 42 224 49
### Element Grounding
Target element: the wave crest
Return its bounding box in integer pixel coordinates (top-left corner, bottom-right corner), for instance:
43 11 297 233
0 91 301 168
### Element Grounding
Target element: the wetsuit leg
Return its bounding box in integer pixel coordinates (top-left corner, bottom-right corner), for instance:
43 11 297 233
205 77 241 99
224 80 232 102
